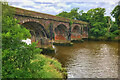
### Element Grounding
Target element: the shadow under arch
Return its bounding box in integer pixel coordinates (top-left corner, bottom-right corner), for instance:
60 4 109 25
22 21 50 46
72 25 81 34
71 25 81 40
54 24 68 40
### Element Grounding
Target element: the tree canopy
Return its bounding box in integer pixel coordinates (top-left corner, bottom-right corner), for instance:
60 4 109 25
111 2 120 26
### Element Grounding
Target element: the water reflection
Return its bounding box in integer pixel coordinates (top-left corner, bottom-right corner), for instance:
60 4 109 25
48 41 118 78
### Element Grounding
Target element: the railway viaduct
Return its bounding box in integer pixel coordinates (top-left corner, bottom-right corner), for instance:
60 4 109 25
12 7 89 46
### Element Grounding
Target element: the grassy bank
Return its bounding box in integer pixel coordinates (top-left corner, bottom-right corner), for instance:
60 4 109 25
30 54 68 78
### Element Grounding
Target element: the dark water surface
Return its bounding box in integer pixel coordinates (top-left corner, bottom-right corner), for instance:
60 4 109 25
48 41 119 78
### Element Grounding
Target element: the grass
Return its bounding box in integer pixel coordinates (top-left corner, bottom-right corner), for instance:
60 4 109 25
30 54 68 78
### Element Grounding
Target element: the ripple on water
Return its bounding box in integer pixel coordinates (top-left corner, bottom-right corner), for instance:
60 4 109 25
50 41 118 78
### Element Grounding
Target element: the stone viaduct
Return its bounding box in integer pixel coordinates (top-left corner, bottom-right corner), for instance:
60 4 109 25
12 7 89 46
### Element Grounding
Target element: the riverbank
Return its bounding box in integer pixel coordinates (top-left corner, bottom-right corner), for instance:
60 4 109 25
53 42 73 46
40 47 55 53
71 39 84 43
87 36 120 42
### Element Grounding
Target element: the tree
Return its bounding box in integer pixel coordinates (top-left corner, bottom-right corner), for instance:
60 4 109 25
86 8 106 24
69 8 79 19
110 22 120 37
57 8 81 20
78 13 89 22
111 2 120 26
104 16 112 33
110 2 120 40
85 8 107 38
56 11 69 18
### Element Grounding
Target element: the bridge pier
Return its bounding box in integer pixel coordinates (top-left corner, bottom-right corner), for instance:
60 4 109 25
82 24 88 39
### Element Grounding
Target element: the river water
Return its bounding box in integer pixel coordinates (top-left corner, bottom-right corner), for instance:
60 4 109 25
48 41 119 78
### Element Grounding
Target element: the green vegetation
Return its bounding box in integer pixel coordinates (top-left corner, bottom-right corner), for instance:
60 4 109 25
56 8 80 20
53 42 73 46
2 2 66 78
71 39 84 43
57 4 120 41
111 2 120 26
41 47 55 54
29 54 65 78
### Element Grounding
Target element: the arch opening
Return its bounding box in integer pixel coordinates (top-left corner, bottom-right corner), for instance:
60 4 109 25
22 21 50 46
54 24 68 41
83 26 88 33
71 25 81 40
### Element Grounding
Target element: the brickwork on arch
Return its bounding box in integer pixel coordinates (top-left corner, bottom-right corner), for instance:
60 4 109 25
12 6 89 44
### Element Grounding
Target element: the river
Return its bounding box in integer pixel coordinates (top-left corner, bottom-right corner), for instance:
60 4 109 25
47 41 119 78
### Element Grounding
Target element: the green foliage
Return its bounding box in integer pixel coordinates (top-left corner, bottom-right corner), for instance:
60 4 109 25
2 2 66 78
69 8 80 19
53 42 73 46
41 47 55 53
56 11 70 18
110 22 120 36
90 22 107 38
78 13 89 22
30 54 64 78
110 22 118 32
2 2 31 50
69 20 73 26
2 2 40 78
2 43 42 78
85 8 108 38
57 8 80 20
87 8 106 23
111 2 120 26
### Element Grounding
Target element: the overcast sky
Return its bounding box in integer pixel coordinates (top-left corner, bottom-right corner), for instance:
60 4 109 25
6 0 119 20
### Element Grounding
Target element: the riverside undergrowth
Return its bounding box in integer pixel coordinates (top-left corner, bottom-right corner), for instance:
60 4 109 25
2 1 67 78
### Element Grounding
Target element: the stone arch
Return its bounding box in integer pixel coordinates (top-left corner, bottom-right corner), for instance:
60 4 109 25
53 22 69 30
71 25 81 40
22 21 49 45
54 24 68 40
72 25 81 34
19 19 45 28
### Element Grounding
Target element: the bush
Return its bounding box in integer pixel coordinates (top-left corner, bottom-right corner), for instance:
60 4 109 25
88 36 96 40
97 37 106 40
2 43 42 78
104 32 116 40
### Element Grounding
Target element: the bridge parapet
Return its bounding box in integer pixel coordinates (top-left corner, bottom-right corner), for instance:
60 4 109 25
11 6 88 25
